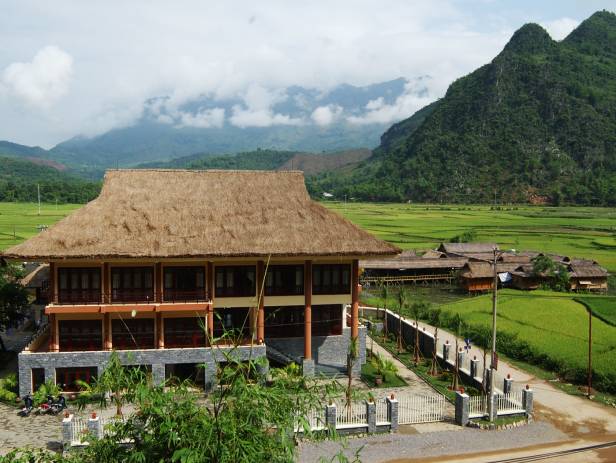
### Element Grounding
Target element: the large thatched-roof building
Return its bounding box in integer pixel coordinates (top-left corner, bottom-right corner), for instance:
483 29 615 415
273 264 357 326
4 170 398 397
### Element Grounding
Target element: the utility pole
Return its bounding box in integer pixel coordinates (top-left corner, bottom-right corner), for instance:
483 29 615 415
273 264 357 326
37 183 41 216
588 307 593 398
488 246 499 422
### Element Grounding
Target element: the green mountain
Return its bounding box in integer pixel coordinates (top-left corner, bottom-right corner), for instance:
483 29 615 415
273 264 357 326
0 156 100 203
309 11 616 205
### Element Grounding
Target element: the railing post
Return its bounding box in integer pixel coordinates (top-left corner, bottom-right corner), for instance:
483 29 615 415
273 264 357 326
443 341 450 362
88 414 102 440
386 396 398 432
325 403 337 432
522 386 534 417
152 363 165 386
457 348 465 371
366 400 376 433
488 392 497 421
454 392 469 426
470 356 479 379
503 375 513 395
62 413 73 447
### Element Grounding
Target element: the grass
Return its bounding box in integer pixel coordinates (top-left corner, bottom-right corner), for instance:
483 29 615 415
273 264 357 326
576 296 616 327
324 202 616 273
473 415 527 427
360 361 407 388
0 202 81 251
438 290 616 393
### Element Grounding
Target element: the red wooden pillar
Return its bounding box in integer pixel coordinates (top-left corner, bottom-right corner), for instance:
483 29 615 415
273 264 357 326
103 313 112 350
351 259 359 341
304 260 312 360
257 261 265 343
49 314 58 352
207 262 214 343
48 262 56 304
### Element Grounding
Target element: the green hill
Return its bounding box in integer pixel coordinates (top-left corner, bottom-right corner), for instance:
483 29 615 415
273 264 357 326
309 11 616 205
0 156 100 204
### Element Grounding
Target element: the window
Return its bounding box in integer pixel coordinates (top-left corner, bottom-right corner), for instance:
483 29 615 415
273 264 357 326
163 266 206 301
112 318 155 349
264 265 304 296
164 317 206 348
215 266 256 297
264 306 305 338
57 268 101 303
110 267 154 302
312 264 351 294
212 308 251 339
312 305 343 336
58 320 102 351
56 367 97 392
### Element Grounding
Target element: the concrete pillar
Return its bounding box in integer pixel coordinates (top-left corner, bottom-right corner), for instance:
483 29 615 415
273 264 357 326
366 400 376 433
18 362 31 397
487 393 497 421
386 396 398 432
470 357 479 379
302 358 315 377
88 416 102 440
503 376 513 395
522 387 534 416
455 392 469 426
203 361 218 393
62 414 73 448
152 363 165 386
326 403 337 431
457 349 465 372
304 260 312 360
256 261 265 343
443 342 450 362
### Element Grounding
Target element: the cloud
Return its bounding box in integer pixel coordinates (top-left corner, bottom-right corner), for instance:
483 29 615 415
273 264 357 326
346 79 435 125
1 46 73 108
541 17 579 40
229 83 302 127
311 105 343 126
176 108 225 128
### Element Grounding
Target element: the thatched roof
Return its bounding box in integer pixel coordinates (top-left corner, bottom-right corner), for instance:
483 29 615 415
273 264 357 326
20 264 49 288
421 249 445 259
569 264 608 278
3 170 399 260
438 242 498 255
360 257 468 270
460 262 519 279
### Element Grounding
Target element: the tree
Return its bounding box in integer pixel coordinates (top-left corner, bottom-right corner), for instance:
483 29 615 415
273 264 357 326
531 255 570 292
450 314 465 391
380 280 389 339
396 287 408 354
0 264 29 351
77 352 147 416
428 308 441 376
410 302 429 366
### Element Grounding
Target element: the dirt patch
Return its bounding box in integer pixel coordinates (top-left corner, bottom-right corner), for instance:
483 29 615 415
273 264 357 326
535 403 609 438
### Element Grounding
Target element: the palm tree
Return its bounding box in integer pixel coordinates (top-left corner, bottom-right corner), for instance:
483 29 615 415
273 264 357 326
429 308 442 376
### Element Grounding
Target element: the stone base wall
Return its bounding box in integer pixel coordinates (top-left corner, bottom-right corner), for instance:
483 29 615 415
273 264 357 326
266 327 366 372
18 344 266 398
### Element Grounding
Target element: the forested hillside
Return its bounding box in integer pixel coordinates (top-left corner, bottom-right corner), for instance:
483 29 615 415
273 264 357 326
0 157 100 203
310 11 616 205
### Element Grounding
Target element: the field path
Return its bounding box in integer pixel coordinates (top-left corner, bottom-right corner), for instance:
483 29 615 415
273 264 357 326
363 306 616 436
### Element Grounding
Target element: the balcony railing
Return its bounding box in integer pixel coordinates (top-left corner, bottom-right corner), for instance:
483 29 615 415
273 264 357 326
57 290 102 305
110 289 155 303
49 289 211 305
163 289 209 303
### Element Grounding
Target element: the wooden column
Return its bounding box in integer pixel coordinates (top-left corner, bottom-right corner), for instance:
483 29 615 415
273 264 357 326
257 260 265 343
48 262 56 304
155 263 163 303
49 314 58 352
351 259 359 341
103 313 112 350
156 313 164 349
207 262 214 342
102 263 110 304
304 260 312 360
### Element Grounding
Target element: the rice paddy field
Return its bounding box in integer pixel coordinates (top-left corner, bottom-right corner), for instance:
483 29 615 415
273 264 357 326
0 202 81 252
325 202 616 273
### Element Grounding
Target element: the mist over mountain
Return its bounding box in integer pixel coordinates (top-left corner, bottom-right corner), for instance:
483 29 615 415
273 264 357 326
309 11 616 206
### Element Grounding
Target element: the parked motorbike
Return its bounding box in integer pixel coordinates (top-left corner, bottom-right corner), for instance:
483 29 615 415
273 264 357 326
50 395 67 414
19 395 34 417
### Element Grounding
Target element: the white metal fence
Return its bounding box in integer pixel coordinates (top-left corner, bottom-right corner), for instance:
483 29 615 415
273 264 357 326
375 398 389 425
468 395 486 419
496 392 524 415
397 394 446 424
336 402 367 429
70 418 88 446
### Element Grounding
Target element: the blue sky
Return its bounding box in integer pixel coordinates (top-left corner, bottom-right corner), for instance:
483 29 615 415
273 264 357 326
0 0 614 147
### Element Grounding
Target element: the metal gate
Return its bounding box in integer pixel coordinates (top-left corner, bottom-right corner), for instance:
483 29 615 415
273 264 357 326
397 394 446 424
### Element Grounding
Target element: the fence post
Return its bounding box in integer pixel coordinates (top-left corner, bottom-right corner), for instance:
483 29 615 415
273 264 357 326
470 356 479 379
488 393 497 421
366 400 376 433
325 403 337 432
386 396 398 432
503 375 513 395
62 413 73 447
152 363 165 386
454 392 469 426
88 414 102 440
522 386 534 417
457 348 465 371
443 341 450 362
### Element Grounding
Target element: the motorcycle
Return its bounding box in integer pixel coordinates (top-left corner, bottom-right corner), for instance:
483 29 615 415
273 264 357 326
19 394 34 417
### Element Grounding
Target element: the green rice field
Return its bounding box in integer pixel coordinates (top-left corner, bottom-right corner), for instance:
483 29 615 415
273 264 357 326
0 202 81 252
325 202 616 273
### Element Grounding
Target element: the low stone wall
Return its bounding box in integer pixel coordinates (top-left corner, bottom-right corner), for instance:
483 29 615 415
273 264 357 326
18 344 266 397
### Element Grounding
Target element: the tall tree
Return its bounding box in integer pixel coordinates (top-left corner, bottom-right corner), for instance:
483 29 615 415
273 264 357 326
0 264 29 351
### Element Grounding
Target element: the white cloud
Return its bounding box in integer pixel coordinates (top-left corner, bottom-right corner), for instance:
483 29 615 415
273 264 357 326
1 46 73 109
176 107 225 128
541 17 579 40
311 104 343 126
229 83 302 127
346 79 435 125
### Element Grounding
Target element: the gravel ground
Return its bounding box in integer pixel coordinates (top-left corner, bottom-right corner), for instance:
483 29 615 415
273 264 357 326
296 421 569 463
